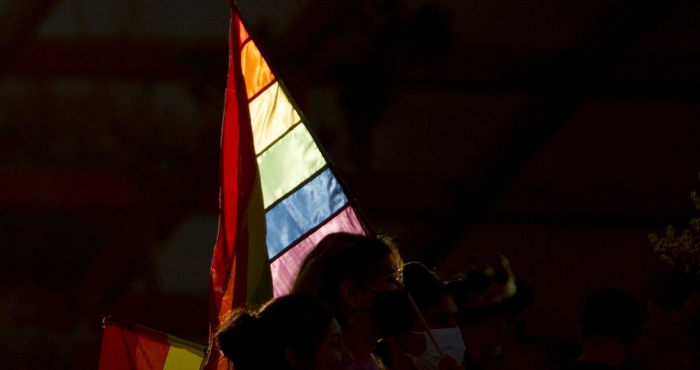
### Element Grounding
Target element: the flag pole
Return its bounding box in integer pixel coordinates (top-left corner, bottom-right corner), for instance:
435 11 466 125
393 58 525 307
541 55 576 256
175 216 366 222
407 293 445 358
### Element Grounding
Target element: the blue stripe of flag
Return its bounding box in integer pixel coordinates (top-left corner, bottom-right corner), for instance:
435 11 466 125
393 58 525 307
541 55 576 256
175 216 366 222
265 168 348 259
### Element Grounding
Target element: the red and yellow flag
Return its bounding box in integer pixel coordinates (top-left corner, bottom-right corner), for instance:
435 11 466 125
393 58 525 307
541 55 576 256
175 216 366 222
99 317 205 370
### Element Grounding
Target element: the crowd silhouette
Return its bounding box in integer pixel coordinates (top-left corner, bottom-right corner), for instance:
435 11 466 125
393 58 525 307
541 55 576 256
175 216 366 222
215 233 639 370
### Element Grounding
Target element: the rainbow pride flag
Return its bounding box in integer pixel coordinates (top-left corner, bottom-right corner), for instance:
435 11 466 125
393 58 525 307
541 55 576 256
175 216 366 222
99 317 205 370
206 5 371 369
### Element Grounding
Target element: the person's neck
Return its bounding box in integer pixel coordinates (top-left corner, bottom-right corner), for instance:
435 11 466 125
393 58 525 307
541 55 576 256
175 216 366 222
342 318 379 362
578 336 629 369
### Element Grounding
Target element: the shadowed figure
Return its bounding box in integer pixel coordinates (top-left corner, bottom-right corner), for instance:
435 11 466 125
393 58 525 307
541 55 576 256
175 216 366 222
291 233 409 370
453 255 534 370
558 288 641 370
216 294 354 370
374 261 465 370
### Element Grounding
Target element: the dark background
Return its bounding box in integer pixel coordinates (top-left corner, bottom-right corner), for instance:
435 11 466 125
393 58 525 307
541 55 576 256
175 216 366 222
1 0 699 368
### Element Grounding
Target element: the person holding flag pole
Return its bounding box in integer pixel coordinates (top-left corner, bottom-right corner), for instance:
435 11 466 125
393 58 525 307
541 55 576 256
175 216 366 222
292 233 464 370
375 262 467 370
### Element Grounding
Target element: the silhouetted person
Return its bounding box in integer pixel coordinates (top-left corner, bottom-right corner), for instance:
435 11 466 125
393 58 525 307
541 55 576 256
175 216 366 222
561 288 641 370
453 255 533 370
292 233 409 370
216 294 354 370
375 262 465 370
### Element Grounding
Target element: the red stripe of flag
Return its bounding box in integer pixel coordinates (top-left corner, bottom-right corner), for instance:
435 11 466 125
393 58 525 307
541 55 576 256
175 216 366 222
99 321 140 370
99 317 171 370
205 7 258 370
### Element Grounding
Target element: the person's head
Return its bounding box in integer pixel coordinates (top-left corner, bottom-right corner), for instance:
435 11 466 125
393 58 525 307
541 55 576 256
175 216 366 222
580 288 641 355
402 262 460 330
216 294 353 370
292 233 407 343
454 254 533 362
378 262 465 369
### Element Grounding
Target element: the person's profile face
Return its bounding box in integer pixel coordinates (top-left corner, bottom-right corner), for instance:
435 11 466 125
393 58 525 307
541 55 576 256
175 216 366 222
355 257 403 311
421 294 459 330
364 257 403 293
311 318 353 370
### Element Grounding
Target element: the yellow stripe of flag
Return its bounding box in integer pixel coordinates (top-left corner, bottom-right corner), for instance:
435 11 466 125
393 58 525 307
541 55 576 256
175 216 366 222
163 336 205 370
249 81 301 154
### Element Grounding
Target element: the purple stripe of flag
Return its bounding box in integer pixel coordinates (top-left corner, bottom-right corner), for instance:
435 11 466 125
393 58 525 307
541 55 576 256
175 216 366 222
270 206 369 297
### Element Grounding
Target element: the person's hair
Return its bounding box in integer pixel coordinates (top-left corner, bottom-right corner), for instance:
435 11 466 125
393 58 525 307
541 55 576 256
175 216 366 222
581 288 641 344
215 294 335 370
291 232 403 312
401 263 439 311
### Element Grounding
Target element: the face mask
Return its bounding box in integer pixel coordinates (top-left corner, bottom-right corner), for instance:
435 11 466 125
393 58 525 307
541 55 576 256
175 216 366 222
361 287 412 339
410 327 466 370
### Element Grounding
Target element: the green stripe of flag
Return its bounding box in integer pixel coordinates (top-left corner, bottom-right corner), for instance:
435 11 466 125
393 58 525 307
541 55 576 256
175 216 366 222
257 124 326 208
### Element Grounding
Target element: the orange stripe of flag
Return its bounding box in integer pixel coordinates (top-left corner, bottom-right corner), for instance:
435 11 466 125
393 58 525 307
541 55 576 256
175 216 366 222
241 40 275 100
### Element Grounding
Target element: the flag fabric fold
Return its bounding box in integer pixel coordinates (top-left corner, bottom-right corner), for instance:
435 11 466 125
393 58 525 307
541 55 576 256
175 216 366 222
99 317 205 370
206 5 371 370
